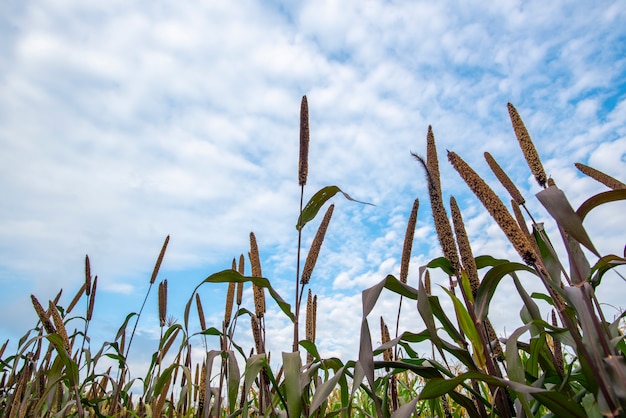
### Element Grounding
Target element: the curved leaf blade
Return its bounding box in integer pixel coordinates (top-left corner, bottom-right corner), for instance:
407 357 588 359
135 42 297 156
296 186 373 230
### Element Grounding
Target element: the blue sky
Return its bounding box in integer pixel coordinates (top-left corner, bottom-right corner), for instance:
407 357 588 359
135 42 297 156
1 0 625 378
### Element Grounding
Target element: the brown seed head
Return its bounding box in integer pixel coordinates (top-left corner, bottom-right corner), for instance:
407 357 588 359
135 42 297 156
507 103 547 188
237 254 245 305
249 233 262 278
426 126 441 192
299 95 310 186
66 282 87 314
150 235 170 284
424 270 431 295
87 276 98 321
511 200 530 237
575 162 626 190
301 204 334 284
224 282 235 327
158 280 167 327
249 233 266 316
195 293 206 331
450 196 480 296
400 199 419 284
85 255 92 296
380 316 392 362
252 284 266 318
412 150 461 275
31 295 55 334
484 318 503 361
484 152 525 205
448 151 537 265
312 295 317 342
251 314 263 354
49 300 71 353
305 290 316 343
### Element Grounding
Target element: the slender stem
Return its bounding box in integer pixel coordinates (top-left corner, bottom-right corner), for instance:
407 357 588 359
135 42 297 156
394 296 403 360
294 184 305 352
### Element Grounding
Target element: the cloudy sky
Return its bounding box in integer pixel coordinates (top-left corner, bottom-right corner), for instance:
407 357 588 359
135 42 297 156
1 0 625 377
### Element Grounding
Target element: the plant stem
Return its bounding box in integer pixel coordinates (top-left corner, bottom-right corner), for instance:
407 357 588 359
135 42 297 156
294 184 305 352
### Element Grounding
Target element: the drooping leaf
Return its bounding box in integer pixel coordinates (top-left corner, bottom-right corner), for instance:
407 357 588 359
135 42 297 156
536 185 599 256
475 261 536 321
296 185 373 230
427 257 455 276
590 255 626 288
576 189 626 221
184 269 295 332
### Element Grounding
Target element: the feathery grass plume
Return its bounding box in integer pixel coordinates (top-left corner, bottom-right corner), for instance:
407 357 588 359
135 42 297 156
150 235 170 284
575 162 626 190
400 198 419 284
249 233 266 317
224 282 235 327
48 300 71 353
299 95 310 186
301 204 334 284
85 255 92 296
551 310 564 375
195 293 206 331
424 270 431 295
237 254 245 305
158 280 168 327
448 151 537 265
450 196 480 296
380 317 392 362
87 276 98 321
484 152 525 205
507 103 547 188
66 282 86 314
412 152 461 275
31 295 55 334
